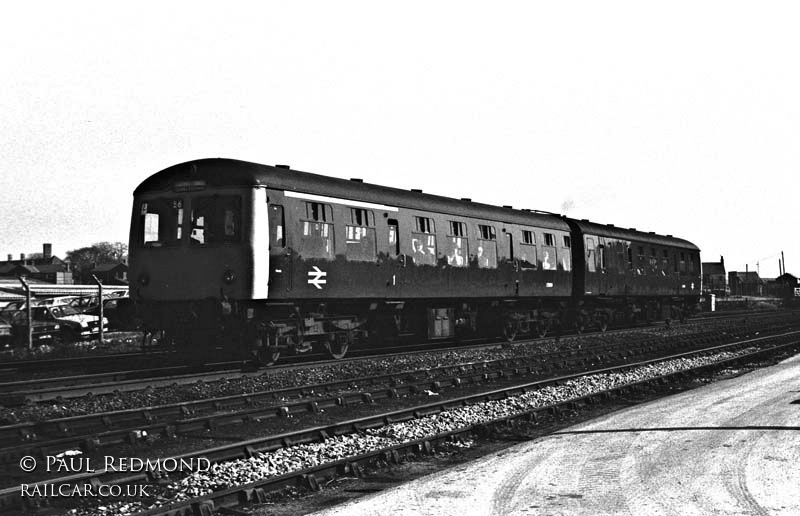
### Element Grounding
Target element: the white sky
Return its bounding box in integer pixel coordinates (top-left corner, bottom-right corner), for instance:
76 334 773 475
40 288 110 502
1 1 798 277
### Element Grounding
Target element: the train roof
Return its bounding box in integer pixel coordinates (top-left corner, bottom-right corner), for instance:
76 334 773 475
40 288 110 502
135 158 571 231
135 159 699 250
567 218 700 251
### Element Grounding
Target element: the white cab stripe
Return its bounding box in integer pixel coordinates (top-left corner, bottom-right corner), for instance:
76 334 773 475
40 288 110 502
285 190 399 212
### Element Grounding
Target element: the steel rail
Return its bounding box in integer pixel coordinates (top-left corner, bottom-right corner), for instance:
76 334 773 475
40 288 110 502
0 310 792 402
0 327 719 461
1 319 796 463
119 336 800 516
2 330 799 514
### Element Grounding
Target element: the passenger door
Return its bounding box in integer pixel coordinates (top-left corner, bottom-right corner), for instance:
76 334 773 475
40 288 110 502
386 218 403 297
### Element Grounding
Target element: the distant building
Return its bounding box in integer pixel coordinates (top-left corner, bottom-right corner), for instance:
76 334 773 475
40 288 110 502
90 262 128 285
0 263 73 284
0 244 73 284
702 255 727 296
773 273 799 299
728 271 763 296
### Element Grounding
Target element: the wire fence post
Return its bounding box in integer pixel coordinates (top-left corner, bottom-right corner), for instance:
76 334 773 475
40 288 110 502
18 276 32 351
91 275 104 344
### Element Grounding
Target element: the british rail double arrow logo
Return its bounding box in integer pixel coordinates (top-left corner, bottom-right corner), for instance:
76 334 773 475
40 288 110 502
307 266 327 289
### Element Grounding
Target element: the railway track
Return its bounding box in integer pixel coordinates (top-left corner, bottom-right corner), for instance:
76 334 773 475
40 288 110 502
0 326 743 462
2 320 800 515
0 310 792 403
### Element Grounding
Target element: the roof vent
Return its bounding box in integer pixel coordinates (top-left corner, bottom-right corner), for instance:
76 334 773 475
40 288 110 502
503 205 513 209
606 223 615 227
581 219 589 222
350 178 363 183
666 234 673 237
522 208 531 212
629 228 637 231
648 231 656 235
411 189 423 193
461 197 472 201
275 164 290 169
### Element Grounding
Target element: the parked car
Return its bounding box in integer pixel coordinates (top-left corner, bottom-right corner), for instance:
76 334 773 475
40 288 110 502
84 296 139 330
0 311 61 348
31 305 108 343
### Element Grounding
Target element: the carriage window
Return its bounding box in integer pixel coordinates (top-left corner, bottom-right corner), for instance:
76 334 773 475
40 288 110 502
269 205 285 248
350 208 374 227
444 237 468 267
410 216 436 265
586 238 596 272
478 224 496 240
522 230 534 245
449 221 466 237
307 202 332 222
346 208 376 261
560 251 571 271
414 216 434 233
476 240 497 269
679 252 686 273
520 230 537 268
519 244 537 269
298 201 334 259
140 198 184 247
190 196 241 245
627 247 634 270
300 221 334 259
445 221 468 267
599 244 606 270
541 233 556 270
345 226 376 261
410 233 437 266
560 235 572 271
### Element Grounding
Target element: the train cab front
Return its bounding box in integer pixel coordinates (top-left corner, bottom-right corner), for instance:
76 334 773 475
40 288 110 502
128 178 269 345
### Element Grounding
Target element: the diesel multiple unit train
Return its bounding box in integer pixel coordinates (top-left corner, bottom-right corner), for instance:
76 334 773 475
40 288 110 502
129 158 701 364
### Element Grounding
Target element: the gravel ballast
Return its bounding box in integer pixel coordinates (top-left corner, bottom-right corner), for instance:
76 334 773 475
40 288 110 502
63 346 760 516
1 318 780 425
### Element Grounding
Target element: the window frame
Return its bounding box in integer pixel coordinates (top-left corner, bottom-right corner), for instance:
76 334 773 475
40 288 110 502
139 197 185 248
344 207 377 262
189 195 243 246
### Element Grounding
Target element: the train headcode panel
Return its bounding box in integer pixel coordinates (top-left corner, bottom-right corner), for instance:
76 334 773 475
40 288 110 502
129 158 701 365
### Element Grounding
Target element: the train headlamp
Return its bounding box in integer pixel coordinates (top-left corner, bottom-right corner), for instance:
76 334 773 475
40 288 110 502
223 269 236 284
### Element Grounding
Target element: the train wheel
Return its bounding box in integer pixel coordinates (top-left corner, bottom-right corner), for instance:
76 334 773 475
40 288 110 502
325 332 350 359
